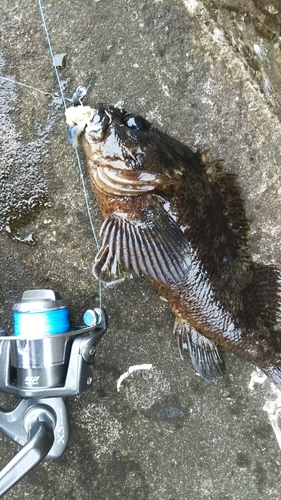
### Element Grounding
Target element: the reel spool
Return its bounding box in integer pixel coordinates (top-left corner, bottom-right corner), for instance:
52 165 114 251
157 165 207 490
11 289 72 389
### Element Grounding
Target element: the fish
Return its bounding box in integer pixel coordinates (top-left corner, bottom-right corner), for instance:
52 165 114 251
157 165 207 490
65 103 281 389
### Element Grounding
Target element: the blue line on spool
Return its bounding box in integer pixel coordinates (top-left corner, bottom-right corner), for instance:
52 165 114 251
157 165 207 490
14 308 70 337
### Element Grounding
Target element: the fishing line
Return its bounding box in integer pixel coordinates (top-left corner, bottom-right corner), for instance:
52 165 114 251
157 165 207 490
36 0 102 308
0 76 53 96
14 308 70 337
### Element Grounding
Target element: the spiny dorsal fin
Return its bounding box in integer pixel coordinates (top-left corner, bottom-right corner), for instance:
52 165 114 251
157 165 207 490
241 264 281 330
197 149 211 164
197 149 225 170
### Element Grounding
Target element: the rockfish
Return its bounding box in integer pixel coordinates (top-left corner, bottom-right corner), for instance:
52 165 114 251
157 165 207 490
66 103 281 389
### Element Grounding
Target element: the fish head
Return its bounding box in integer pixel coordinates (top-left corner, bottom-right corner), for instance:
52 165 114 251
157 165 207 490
65 104 193 285
83 103 152 172
66 104 185 197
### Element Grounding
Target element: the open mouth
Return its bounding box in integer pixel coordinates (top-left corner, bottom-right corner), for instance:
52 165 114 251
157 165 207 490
66 104 112 148
84 104 111 141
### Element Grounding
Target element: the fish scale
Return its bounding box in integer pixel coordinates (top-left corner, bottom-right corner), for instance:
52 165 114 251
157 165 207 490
66 103 281 390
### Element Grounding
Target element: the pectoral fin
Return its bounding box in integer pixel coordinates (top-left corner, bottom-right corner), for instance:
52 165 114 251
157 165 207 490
93 203 191 284
175 320 225 381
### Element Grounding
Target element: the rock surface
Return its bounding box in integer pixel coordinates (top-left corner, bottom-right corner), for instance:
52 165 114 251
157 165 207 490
1 0 281 498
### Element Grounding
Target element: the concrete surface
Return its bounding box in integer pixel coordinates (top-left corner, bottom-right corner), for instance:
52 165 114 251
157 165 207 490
1 0 281 498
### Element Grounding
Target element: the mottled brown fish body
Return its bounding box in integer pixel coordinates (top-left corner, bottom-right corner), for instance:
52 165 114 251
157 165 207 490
84 151 155 220
148 271 281 370
67 103 281 388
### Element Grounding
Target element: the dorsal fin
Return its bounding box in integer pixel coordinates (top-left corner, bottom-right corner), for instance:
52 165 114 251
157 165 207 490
200 152 250 253
240 263 281 330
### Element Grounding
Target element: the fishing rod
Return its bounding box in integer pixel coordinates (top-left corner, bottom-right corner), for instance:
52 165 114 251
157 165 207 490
0 1 107 495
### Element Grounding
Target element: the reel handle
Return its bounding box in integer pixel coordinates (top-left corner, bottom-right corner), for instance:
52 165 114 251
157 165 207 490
0 398 68 496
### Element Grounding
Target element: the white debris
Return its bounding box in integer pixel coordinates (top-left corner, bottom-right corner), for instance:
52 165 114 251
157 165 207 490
182 0 202 16
65 105 95 147
263 396 281 451
248 369 267 390
248 369 281 450
117 364 153 392
65 105 94 126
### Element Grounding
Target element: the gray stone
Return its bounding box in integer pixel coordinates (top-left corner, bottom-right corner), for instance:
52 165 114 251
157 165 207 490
0 0 281 498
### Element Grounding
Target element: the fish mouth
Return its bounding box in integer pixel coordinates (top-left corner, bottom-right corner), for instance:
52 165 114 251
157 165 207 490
83 103 111 140
89 163 175 197
65 104 108 148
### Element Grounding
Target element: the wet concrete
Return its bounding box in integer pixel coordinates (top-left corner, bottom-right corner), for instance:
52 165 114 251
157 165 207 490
1 0 281 498
0 53 49 239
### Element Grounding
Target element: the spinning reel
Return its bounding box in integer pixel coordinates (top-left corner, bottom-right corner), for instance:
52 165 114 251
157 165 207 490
0 289 107 496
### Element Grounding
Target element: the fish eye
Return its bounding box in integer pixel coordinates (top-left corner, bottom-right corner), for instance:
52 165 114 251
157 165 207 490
123 114 150 131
